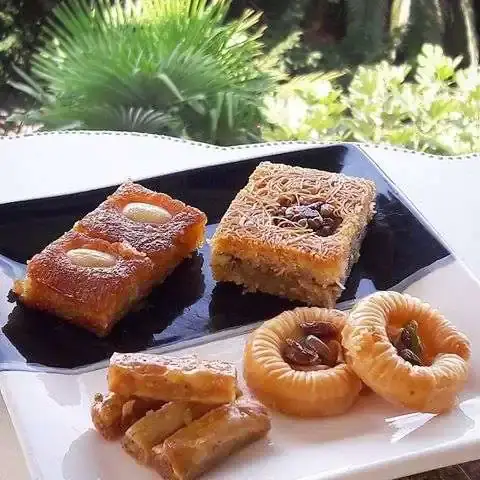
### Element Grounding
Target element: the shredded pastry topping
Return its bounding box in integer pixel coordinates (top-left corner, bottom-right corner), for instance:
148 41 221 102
215 162 376 257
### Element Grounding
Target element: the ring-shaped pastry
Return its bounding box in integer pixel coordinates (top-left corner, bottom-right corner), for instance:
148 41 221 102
342 291 471 413
243 307 362 417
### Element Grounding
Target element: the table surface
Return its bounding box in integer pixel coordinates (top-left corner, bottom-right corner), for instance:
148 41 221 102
1 132 479 480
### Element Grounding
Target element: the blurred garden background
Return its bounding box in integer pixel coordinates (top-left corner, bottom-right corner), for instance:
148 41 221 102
1 0 479 154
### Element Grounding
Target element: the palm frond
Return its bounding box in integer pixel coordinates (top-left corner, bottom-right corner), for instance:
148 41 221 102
11 0 274 144
84 105 181 133
7 65 53 104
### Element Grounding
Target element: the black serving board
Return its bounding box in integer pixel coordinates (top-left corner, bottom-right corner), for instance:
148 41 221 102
0 145 448 371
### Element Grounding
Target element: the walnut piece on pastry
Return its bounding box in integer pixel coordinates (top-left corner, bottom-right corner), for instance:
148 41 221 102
152 398 271 480
342 291 471 413
244 307 362 417
108 352 237 405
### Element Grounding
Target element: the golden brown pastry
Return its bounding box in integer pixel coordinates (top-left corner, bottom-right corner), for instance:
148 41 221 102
74 182 207 283
244 307 362 417
108 352 237 404
120 397 166 431
152 398 271 480
91 392 164 440
211 162 376 307
13 182 207 337
91 392 127 440
342 291 471 413
122 401 215 465
14 231 156 337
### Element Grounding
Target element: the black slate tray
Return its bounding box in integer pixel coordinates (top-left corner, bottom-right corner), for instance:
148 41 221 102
0 144 448 371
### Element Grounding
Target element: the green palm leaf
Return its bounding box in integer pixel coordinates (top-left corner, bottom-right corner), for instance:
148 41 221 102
11 0 275 144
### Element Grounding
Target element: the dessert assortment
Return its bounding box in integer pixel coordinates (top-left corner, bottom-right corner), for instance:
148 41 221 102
13 182 207 336
91 352 270 480
152 399 270 480
8 161 473 478
74 182 206 284
243 293 471 419
92 292 471 478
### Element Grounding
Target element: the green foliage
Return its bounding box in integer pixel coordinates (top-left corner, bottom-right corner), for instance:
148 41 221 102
252 0 395 76
0 0 58 86
262 44 480 155
263 70 347 142
254 0 479 80
9 0 275 145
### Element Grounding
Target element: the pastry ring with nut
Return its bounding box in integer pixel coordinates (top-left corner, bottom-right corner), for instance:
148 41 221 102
342 291 471 413
243 307 362 417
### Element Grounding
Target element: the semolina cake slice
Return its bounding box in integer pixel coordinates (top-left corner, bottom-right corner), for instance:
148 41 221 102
13 230 156 336
74 182 207 283
210 161 376 307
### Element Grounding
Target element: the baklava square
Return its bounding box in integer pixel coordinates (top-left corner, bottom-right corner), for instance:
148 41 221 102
74 182 207 282
13 231 156 337
210 162 376 307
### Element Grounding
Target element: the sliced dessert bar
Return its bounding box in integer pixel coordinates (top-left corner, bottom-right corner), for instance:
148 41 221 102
210 162 376 307
152 398 271 480
74 182 207 283
107 352 237 404
122 401 216 465
13 231 156 336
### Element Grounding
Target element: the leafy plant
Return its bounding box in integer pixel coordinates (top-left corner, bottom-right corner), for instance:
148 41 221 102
9 0 276 145
251 0 480 81
0 0 58 85
263 70 347 142
263 44 480 155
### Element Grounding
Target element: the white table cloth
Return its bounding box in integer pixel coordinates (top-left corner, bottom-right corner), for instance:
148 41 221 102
0 132 479 480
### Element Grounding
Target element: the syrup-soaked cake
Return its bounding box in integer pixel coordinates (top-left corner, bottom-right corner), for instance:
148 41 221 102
210 162 376 307
13 231 156 336
74 182 207 283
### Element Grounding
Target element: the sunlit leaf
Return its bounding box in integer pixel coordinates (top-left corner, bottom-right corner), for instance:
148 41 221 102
263 42 479 155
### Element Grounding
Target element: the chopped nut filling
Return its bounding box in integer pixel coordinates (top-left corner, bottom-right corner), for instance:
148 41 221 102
390 320 424 366
282 321 344 370
270 196 342 237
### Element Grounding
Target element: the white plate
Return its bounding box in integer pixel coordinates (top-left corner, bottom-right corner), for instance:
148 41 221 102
1 257 479 480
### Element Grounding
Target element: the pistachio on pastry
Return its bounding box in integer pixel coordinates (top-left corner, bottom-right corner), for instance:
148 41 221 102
244 307 362 417
342 291 471 413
